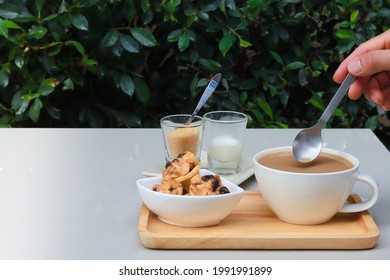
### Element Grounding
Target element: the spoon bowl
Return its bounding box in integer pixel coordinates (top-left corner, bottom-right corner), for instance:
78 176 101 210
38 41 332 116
292 124 323 163
292 74 356 163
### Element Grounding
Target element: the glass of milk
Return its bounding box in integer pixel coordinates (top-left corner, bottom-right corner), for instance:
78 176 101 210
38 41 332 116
203 111 247 175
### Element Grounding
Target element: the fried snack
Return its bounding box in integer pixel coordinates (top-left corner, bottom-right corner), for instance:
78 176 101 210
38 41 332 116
152 179 188 195
163 151 199 180
189 174 230 196
152 151 229 196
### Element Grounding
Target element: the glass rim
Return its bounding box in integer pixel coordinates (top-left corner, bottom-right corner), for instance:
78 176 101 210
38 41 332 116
203 110 247 124
160 114 203 128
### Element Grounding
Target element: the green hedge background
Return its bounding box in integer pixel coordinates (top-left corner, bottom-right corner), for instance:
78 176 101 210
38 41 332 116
0 0 389 148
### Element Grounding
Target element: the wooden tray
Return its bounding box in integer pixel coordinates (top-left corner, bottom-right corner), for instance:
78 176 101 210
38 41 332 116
138 191 380 249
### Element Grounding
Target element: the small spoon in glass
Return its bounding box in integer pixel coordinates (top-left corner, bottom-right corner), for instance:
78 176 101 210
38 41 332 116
185 73 221 125
292 73 356 163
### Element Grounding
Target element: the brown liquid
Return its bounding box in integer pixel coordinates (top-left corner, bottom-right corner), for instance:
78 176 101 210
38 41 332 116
258 150 354 173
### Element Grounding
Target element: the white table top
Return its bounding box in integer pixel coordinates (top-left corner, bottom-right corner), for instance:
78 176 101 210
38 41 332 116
0 128 389 260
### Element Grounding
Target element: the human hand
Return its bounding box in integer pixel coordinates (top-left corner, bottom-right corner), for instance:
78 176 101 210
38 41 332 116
333 29 390 111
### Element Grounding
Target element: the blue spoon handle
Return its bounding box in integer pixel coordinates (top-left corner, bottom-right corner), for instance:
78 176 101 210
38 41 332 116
185 73 221 125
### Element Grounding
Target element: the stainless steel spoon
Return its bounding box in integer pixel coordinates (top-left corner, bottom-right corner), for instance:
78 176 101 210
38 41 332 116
292 73 356 163
185 73 221 125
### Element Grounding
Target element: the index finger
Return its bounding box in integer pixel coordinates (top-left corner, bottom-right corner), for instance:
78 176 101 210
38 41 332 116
333 29 390 83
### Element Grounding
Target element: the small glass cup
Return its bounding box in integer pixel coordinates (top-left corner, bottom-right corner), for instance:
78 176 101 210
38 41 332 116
203 111 247 175
160 114 203 163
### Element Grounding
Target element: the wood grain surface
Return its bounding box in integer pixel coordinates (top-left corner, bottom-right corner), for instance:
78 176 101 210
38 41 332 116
138 191 380 250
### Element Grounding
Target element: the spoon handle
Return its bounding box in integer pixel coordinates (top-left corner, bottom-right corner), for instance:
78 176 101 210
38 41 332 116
318 73 356 127
185 73 221 125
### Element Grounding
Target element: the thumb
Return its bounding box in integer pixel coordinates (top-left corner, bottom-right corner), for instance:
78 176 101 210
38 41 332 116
348 50 390 76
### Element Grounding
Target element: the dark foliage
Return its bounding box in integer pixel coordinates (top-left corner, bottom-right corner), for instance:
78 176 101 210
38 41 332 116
0 0 389 147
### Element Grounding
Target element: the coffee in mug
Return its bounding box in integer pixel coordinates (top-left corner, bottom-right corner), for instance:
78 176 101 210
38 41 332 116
253 146 379 225
257 150 354 173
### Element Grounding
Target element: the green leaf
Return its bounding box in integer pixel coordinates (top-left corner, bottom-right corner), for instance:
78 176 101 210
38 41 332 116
41 78 58 87
59 0 68 13
123 0 136 22
28 25 48 39
178 34 190 52
15 11 35 22
365 116 379 130
141 0 150 11
7 47 16 62
133 76 150 104
196 11 207 21
256 98 273 119
240 91 248 103
22 93 40 102
197 78 209 87
0 69 9 88
130 27 158 47
38 85 54 96
239 38 252 47
0 3 20 19
82 59 98 66
43 13 58 21
335 29 354 39
35 0 46 14
120 74 135 96
29 98 43 123
333 108 343 117
190 49 199 64
119 33 139 53
38 79 57 96
3 19 21 29
0 19 8 38
71 14 89 31
206 22 221 32
187 30 196 41
62 78 74 91
48 44 62 56
285 61 305 70
218 33 233 56
65 40 85 55
198 58 222 71
46 106 61 120
167 29 183 42
190 73 198 98
103 29 119 47
308 92 324 110
15 54 25 68
350 10 359 23
142 9 153 25
269 50 284 65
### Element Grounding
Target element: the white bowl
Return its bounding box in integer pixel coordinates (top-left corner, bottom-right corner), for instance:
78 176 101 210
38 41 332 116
137 169 244 227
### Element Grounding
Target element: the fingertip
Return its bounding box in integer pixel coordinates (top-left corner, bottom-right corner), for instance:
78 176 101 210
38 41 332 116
347 82 363 100
380 103 390 111
379 98 390 111
348 91 361 100
333 66 349 83
333 73 343 83
347 58 363 75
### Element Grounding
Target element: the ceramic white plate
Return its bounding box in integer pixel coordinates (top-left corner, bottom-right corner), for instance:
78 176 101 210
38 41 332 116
142 151 254 185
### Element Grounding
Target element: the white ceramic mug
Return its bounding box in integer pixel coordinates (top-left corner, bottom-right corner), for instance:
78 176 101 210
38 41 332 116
253 146 379 225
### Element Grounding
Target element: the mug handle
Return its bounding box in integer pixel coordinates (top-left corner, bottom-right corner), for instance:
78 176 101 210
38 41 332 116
339 172 379 213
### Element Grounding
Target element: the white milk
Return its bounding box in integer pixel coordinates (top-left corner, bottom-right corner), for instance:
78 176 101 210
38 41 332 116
207 135 242 162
